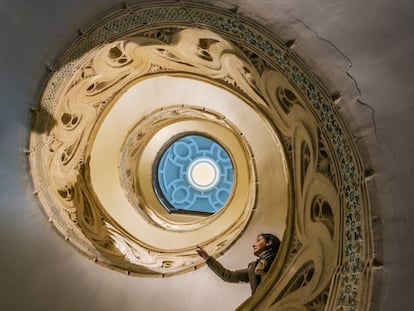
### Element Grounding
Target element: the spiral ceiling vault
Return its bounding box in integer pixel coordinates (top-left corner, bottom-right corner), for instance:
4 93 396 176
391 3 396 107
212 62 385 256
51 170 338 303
29 2 373 310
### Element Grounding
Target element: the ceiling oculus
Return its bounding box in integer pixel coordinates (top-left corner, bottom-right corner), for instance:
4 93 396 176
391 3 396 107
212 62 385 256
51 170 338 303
154 134 234 214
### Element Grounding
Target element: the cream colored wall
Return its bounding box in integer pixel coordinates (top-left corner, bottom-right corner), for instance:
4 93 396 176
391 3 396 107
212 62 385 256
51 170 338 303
0 0 413 310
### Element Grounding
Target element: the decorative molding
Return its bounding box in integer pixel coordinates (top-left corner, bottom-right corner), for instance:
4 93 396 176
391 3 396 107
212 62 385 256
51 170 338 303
29 3 373 310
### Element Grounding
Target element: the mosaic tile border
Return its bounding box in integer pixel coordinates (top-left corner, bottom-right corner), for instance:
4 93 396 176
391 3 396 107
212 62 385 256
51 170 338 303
37 2 372 309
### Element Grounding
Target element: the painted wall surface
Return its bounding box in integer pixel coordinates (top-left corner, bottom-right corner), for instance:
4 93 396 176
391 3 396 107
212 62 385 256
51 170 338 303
0 0 413 310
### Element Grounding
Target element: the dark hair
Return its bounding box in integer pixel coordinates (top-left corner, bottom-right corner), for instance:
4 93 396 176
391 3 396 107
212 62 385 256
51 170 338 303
259 233 280 253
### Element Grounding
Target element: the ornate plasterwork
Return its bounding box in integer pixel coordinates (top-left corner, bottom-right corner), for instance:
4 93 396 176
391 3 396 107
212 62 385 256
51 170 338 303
29 2 373 311
117 104 256 233
31 28 289 276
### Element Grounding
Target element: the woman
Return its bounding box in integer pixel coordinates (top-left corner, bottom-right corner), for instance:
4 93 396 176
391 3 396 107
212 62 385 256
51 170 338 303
196 233 280 294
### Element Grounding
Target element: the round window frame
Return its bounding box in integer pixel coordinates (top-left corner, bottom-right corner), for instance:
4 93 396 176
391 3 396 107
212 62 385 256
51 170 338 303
152 132 235 216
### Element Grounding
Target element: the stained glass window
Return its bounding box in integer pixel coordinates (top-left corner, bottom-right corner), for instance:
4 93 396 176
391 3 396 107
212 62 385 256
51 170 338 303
154 134 234 214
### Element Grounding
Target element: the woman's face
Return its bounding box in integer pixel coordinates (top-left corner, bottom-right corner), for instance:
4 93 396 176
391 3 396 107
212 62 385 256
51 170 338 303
252 235 270 256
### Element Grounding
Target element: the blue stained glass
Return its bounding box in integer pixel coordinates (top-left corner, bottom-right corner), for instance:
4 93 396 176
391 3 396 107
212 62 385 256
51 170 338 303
154 135 234 214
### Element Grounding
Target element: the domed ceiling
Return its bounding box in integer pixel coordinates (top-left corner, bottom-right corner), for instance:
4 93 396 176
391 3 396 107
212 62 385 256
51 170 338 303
28 2 373 310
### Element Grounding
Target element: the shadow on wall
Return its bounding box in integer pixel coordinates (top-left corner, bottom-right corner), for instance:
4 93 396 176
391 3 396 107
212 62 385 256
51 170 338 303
31 104 56 134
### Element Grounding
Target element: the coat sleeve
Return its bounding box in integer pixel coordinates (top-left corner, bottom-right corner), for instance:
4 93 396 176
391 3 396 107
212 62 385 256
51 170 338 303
205 256 249 283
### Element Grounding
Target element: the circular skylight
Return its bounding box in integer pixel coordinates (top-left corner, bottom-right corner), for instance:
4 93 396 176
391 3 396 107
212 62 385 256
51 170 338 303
155 135 234 214
187 157 220 190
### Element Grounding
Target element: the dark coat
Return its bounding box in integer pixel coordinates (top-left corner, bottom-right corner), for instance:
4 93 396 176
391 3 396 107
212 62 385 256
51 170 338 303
206 256 264 294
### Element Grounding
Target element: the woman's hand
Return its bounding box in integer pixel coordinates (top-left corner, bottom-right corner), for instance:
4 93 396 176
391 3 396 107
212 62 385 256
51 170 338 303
196 245 210 260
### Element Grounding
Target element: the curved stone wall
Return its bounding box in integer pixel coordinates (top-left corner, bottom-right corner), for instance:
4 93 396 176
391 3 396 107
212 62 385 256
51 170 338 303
28 2 373 310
